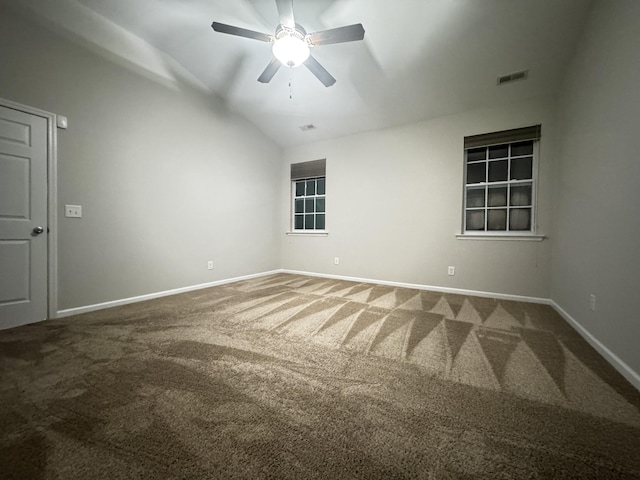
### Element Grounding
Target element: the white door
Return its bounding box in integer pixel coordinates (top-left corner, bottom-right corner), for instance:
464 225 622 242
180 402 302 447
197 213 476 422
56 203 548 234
0 105 48 329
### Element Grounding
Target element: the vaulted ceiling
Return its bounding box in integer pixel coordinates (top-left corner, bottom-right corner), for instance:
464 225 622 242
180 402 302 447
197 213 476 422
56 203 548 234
5 0 594 146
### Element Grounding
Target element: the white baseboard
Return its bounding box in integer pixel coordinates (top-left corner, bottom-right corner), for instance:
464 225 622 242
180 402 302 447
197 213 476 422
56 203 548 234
280 269 551 305
284 269 639 392
53 267 639 393
55 268 549 319
55 270 281 318
550 300 640 392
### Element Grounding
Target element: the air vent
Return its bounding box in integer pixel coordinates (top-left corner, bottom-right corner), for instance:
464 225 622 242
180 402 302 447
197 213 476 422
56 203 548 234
299 124 316 132
497 70 528 85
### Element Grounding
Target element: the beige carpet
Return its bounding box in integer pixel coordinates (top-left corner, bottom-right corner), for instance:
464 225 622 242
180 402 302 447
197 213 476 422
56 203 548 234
1 273 639 479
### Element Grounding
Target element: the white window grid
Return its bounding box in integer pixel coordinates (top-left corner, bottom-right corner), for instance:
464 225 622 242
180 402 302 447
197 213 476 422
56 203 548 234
463 141 538 233
291 177 326 231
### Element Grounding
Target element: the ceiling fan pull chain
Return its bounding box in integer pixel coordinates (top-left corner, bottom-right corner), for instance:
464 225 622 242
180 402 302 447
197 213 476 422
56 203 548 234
289 72 293 100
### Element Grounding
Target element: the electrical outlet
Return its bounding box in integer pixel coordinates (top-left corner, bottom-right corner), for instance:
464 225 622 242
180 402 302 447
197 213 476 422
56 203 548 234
207 261 214 270
589 294 596 311
334 257 340 265
448 266 455 276
64 204 82 218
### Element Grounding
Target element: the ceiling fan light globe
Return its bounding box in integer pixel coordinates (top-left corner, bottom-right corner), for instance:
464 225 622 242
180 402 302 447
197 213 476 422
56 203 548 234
272 35 310 68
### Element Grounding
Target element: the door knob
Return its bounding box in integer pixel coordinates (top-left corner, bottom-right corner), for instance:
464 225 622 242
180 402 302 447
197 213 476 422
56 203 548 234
32 226 44 235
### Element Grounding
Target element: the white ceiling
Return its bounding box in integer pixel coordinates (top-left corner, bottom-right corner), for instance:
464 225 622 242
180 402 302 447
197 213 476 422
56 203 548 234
6 0 594 146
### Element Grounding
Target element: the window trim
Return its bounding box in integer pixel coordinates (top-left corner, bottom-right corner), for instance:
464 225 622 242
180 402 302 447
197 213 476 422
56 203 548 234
286 230 329 236
461 136 540 237
289 176 327 234
456 233 545 241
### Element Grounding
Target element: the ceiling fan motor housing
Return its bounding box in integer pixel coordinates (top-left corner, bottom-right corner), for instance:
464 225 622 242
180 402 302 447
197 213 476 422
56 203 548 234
273 24 310 67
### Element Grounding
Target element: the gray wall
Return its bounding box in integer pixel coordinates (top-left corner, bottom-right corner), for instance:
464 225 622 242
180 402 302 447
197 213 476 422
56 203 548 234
0 8 282 310
552 1 640 375
280 96 558 299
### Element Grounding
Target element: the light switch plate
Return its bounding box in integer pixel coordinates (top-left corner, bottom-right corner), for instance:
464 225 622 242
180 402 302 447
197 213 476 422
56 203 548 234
65 204 82 218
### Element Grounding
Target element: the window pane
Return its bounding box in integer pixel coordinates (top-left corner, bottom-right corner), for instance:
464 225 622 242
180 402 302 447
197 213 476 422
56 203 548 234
316 197 325 213
466 210 485 231
487 209 507 230
509 208 531 231
295 181 305 197
488 160 508 182
304 214 315 229
316 214 325 230
305 198 315 213
294 198 304 213
317 178 326 195
511 141 533 156
306 180 316 196
510 184 532 206
466 162 486 184
463 135 537 236
511 156 533 180
488 185 507 206
466 187 485 208
467 148 486 162
489 144 508 159
294 215 304 229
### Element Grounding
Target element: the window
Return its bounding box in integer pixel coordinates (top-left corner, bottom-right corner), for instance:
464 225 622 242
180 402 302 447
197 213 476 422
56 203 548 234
463 125 540 234
293 177 326 230
290 159 326 232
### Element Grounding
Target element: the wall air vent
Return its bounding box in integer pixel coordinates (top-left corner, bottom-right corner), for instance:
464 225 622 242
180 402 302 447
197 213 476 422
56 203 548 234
497 70 529 85
299 124 316 132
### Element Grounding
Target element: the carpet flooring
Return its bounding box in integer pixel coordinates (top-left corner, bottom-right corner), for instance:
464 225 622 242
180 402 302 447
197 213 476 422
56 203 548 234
1 273 639 479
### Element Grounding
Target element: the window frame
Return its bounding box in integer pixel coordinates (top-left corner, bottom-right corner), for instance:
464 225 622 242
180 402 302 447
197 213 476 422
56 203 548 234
462 139 539 236
290 176 327 234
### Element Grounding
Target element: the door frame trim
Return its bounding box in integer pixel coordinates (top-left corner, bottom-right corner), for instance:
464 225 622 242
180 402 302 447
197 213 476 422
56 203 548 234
0 97 58 320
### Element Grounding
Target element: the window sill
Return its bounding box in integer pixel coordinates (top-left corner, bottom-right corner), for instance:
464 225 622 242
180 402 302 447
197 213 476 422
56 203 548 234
456 233 545 242
286 230 329 237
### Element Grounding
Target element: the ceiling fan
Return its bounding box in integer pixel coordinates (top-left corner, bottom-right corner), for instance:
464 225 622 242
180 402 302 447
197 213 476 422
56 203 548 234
211 0 365 87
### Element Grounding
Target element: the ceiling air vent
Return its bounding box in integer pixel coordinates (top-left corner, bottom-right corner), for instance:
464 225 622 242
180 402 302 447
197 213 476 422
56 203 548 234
299 124 316 132
497 70 528 85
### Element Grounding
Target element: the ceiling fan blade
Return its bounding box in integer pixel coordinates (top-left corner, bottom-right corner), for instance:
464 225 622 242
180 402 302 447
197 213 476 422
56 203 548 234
307 24 365 46
211 22 273 43
304 55 336 87
275 0 296 28
257 58 282 83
